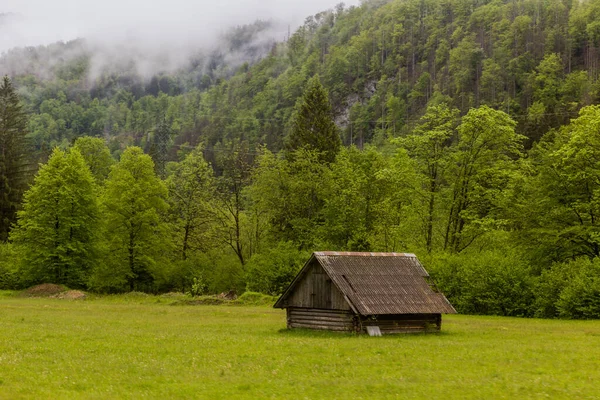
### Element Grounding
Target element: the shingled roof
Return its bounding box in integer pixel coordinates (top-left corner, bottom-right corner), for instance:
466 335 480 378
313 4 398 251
274 251 456 315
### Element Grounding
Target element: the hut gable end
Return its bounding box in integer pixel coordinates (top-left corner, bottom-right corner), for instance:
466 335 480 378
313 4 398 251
281 259 350 311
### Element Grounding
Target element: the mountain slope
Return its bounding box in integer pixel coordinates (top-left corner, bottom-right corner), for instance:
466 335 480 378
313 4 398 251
3 0 600 158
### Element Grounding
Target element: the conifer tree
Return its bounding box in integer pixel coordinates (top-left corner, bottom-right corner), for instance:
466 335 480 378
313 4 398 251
286 75 341 164
152 118 171 179
0 76 30 242
10 148 99 287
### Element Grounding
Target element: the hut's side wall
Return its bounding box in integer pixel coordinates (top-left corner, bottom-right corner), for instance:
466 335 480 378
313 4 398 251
287 307 356 332
286 261 350 310
360 314 442 334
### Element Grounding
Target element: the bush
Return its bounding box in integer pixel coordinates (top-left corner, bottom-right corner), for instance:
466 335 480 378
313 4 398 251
159 253 214 294
543 258 600 319
188 275 208 297
206 252 246 295
0 243 22 290
533 263 574 319
245 242 308 296
426 249 535 317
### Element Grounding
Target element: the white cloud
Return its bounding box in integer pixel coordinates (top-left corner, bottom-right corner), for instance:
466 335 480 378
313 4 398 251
1 0 360 52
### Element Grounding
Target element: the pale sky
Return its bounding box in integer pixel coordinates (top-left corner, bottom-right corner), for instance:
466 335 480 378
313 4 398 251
1 0 361 52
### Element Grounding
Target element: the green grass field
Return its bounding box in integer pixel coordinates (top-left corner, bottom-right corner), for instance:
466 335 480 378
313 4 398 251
1 292 600 399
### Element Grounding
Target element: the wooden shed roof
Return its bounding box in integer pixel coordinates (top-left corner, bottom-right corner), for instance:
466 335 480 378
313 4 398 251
274 252 456 315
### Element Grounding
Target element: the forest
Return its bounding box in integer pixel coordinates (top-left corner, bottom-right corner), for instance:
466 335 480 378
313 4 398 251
2 0 600 319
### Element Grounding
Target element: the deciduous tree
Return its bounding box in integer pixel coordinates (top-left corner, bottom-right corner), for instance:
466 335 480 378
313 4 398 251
95 147 168 292
73 136 114 183
166 144 215 260
11 148 99 287
445 106 523 253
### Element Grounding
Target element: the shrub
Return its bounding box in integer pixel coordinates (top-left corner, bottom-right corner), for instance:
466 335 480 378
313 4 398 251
188 275 209 297
245 242 308 296
533 263 574 319
159 252 213 294
0 243 21 290
550 258 600 319
427 249 535 317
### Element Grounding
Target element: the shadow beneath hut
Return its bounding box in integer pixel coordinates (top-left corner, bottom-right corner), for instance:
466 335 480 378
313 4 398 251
276 328 358 339
276 328 454 339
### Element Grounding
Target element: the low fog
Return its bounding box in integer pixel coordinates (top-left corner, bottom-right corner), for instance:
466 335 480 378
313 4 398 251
1 0 360 79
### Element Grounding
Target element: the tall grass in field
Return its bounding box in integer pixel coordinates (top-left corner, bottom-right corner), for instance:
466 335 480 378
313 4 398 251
0 293 599 399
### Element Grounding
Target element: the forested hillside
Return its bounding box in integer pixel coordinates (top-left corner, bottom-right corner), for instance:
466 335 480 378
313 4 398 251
2 0 600 319
3 0 600 157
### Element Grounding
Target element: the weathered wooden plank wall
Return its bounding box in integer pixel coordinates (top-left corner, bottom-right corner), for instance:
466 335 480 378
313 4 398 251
287 307 356 331
286 261 350 311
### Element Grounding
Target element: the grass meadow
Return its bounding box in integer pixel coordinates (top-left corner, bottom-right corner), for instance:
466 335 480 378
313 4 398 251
1 291 600 399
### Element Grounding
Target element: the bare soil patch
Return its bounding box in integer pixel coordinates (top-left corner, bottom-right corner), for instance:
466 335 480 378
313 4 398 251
24 284 66 297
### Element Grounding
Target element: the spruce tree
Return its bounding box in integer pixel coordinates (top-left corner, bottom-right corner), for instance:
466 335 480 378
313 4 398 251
10 148 99 287
0 76 30 242
286 75 341 163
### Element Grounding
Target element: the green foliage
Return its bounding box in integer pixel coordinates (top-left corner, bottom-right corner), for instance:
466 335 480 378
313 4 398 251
0 243 20 289
204 252 246 295
72 136 114 183
92 147 168 292
445 106 523 253
286 75 341 163
322 145 419 252
249 148 330 248
10 147 99 288
516 105 600 266
212 141 255 266
536 258 600 320
245 242 308 295
428 249 534 317
0 76 30 242
166 144 215 261
395 103 459 252
188 275 209 297
6 0 600 163
5 1 600 318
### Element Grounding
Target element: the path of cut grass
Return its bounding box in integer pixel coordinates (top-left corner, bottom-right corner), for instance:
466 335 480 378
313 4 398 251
1 293 599 399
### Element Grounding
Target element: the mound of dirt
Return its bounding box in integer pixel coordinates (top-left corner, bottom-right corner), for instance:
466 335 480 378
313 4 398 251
50 290 86 300
24 283 66 297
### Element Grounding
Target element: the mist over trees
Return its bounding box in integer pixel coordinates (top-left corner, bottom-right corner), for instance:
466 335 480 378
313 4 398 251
3 0 600 319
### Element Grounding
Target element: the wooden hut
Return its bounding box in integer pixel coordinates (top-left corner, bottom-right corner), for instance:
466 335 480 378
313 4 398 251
274 252 456 335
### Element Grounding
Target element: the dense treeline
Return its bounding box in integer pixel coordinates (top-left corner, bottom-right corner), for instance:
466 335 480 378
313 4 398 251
2 72 600 319
2 0 600 319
